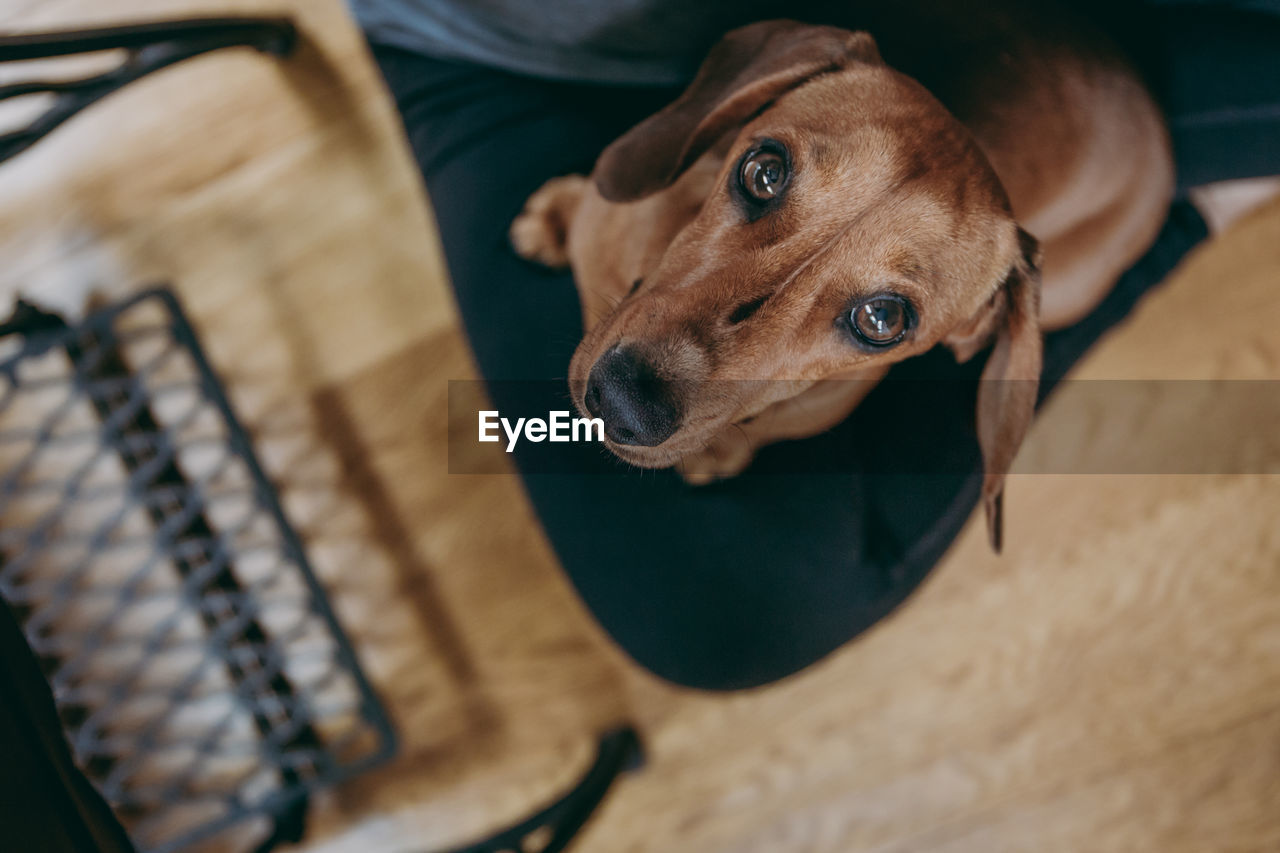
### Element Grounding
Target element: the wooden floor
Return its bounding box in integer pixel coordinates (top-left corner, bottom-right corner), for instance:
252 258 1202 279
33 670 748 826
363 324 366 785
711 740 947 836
2 2 1278 852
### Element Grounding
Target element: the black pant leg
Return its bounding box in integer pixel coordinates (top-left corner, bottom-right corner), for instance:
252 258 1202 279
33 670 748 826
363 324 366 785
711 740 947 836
369 44 1207 691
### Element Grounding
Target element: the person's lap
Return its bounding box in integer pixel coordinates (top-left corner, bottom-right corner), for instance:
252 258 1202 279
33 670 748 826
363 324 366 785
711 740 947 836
368 8 1270 687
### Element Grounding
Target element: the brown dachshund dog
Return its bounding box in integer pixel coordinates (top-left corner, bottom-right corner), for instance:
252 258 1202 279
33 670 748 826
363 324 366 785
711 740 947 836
510 9 1173 549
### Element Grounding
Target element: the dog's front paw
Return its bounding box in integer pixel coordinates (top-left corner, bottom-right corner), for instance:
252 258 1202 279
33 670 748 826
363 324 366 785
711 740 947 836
509 174 587 268
676 436 756 486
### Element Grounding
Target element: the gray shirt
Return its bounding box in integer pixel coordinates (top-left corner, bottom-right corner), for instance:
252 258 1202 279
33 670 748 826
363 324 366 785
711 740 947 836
349 0 778 85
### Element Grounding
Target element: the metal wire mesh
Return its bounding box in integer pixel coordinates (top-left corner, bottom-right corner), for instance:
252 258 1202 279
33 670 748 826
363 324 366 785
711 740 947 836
0 288 396 853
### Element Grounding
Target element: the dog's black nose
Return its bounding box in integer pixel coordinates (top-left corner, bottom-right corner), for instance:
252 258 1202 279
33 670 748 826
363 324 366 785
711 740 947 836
584 346 681 446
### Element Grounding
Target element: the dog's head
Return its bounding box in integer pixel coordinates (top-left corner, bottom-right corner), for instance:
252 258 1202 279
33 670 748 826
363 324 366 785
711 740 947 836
571 20 1042 548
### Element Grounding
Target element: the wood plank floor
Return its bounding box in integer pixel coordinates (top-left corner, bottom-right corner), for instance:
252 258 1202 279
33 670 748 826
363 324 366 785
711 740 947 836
2 2 1277 852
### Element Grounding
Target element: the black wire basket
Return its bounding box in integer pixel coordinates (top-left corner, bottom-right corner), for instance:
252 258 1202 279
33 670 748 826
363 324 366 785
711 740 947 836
1 17 641 853
0 288 397 853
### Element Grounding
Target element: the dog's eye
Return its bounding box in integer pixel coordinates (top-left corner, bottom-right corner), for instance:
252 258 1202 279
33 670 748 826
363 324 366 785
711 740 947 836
849 294 911 347
739 149 788 201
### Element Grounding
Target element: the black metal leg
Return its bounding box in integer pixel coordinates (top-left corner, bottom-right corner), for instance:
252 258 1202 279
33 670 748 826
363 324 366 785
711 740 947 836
0 17 297 164
440 726 644 853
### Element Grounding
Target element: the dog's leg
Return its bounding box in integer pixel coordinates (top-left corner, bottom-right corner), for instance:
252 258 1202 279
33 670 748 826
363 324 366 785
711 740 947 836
510 175 588 268
1016 84 1174 330
1034 149 1173 329
677 371 885 484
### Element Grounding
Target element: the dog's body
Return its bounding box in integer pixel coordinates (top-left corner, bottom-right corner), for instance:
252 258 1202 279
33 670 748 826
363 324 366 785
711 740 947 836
511 5 1173 548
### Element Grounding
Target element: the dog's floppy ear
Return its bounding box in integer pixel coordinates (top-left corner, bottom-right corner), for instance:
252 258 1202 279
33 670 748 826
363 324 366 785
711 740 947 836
947 228 1043 553
593 21 881 202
